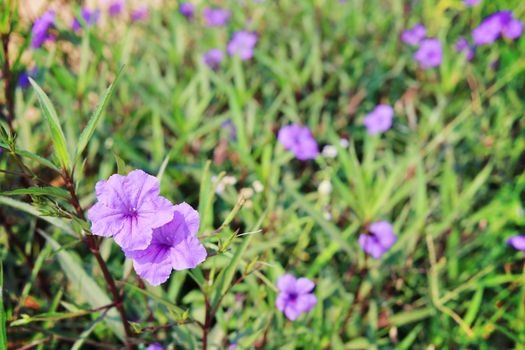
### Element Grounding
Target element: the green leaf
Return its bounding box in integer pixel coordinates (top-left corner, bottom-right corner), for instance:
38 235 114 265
76 67 124 161
0 187 70 200
29 78 70 170
0 142 60 172
0 263 7 350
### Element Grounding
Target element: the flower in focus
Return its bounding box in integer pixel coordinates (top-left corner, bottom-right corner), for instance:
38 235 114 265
358 221 397 259
87 170 176 251
414 38 442 69
125 203 207 286
455 37 475 61
203 8 230 27
203 48 224 69
507 235 525 252
473 11 523 45
277 124 319 161
179 2 194 19
31 10 55 49
108 1 124 17
72 8 101 32
131 6 149 21
401 23 426 46
363 104 394 135
464 0 482 6
276 274 317 321
227 31 258 60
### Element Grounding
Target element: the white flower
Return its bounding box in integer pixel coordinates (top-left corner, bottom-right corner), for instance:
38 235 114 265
253 180 264 193
318 179 332 195
339 138 349 148
322 145 338 158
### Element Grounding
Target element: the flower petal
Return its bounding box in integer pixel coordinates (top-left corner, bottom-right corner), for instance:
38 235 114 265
296 294 317 313
87 202 125 237
295 278 315 294
129 244 172 286
170 236 207 270
507 235 525 251
277 274 296 293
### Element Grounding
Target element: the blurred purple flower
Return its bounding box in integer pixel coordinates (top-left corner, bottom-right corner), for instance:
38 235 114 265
72 8 101 32
507 236 525 252
108 1 124 17
401 23 426 46
363 104 394 135
31 10 55 48
203 8 230 27
125 203 207 286
455 37 475 60
358 221 397 259
473 11 523 45
414 38 442 69
464 0 481 6
276 274 317 321
146 344 164 350
18 72 31 89
203 48 224 69
221 119 237 140
131 6 149 21
87 170 176 251
278 124 319 161
227 31 257 60
179 2 194 19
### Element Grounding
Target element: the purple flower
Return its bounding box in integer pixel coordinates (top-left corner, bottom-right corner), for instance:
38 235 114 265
203 48 224 69
227 31 258 60
456 37 475 60
125 203 207 286
131 6 149 22
203 8 230 27
363 104 394 135
464 0 481 6
147 344 164 350
358 221 397 259
507 235 525 252
401 24 426 46
87 170 176 251
473 11 523 45
72 8 101 32
277 124 319 161
108 1 124 17
31 11 55 49
414 38 443 69
276 274 317 321
179 3 194 19
18 72 31 89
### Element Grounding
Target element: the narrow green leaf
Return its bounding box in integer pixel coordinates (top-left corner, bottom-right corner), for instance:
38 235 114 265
0 187 70 200
0 262 6 350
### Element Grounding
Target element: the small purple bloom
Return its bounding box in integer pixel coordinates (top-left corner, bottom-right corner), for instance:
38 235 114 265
18 72 31 89
203 48 224 69
455 37 475 61
203 8 230 27
473 11 523 45
401 24 426 46
358 221 397 259
108 1 124 17
502 17 523 40
87 170 176 251
179 3 194 19
227 31 258 60
363 104 394 135
31 11 55 49
125 203 207 286
277 124 319 161
276 275 317 321
464 0 481 6
131 6 149 22
414 38 443 69
72 8 101 32
507 235 525 252
146 344 164 350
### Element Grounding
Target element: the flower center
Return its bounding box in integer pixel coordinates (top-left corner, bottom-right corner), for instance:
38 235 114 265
126 207 138 217
288 292 298 302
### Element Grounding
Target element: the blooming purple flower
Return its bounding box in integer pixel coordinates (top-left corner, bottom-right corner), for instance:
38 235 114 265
507 235 525 252
414 38 443 69
277 124 319 161
363 104 394 135
227 31 258 60
401 24 426 46
464 0 481 6
125 203 207 286
108 1 124 17
276 274 317 321
146 344 164 350
131 6 149 22
203 48 224 69
87 170 176 251
31 11 55 49
203 8 230 27
72 8 101 32
358 221 397 259
473 11 523 45
179 3 194 19
456 37 475 61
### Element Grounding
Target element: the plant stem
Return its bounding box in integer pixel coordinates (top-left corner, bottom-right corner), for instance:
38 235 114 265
202 296 211 350
1 32 15 133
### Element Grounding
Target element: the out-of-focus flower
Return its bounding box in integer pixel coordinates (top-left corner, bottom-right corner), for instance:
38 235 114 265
363 104 394 135
31 11 55 48
227 31 258 60
253 180 264 193
131 6 149 21
455 37 475 60
276 274 317 321
339 138 349 148
401 23 426 46
18 72 30 89
203 48 224 69
414 38 443 69
108 1 124 17
322 145 338 158
212 175 237 195
358 221 397 259
473 11 523 45
277 124 319 161
203 8 230 27
179 2 194 19
318 180 332 195
126 203 207 286
146 344 164 350
464 0 482 6
87 170 176 251
72 8 101 32
507 235 525 252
